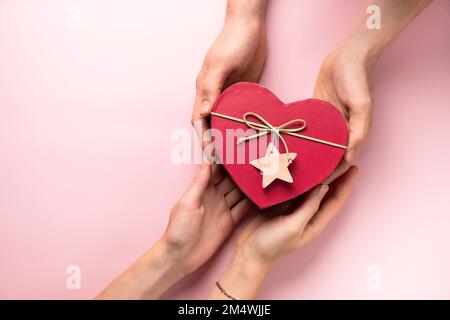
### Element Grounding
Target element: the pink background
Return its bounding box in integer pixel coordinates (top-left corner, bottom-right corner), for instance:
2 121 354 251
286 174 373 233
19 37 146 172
1 0 450 299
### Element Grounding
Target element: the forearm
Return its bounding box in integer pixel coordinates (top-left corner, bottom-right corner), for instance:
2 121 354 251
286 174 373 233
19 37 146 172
209 249 271 300
225 0 268 25
96 240 185 300
339 0 433 66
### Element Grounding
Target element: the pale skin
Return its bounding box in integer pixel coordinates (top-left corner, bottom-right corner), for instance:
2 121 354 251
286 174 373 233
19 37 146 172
209 167 359 299
97 163 358 299
191 0 268 148
192 0 433 177
316 0 433 182
97 163 252 299
98 0 433 299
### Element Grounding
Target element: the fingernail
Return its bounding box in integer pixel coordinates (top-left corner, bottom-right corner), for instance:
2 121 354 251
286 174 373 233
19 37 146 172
202 152 213 165
202 150 215 165
346 149 356 163
203 129 212 142
317 184 329 199
200 101 211 114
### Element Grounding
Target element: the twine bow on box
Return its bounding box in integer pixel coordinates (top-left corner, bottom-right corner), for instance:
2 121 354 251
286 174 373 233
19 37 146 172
210 111 347 188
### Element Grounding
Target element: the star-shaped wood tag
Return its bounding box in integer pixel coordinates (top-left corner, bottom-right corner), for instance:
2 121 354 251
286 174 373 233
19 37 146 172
250 143 297 188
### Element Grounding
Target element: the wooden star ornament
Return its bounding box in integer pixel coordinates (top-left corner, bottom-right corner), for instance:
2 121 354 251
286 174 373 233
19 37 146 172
250 143 297 188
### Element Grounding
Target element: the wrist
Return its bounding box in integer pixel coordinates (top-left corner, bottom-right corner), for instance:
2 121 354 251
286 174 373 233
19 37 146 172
210 247 271 300
335 19 395 71
224 15 265 33
140 239 189 281
237 243 275 270
333 37 383 72
99 240 186 299
225 0 267 26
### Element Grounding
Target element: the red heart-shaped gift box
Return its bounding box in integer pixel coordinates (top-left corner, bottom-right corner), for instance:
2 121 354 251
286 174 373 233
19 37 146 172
210 82 348 209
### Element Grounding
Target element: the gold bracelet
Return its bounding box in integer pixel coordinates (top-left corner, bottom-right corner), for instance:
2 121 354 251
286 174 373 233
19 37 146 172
215 281 240 300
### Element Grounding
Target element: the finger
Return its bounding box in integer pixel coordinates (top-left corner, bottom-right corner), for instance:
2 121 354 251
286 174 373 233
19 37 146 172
285 184 330 231
182 162 212 207
192 67 226 149
192 116 211 150
216 176 235 195
225 188 244 208
231 198 253 226
303 166 359 241
211 164 225 185
346 105 372 163
197 66 225 113
322 160 351 185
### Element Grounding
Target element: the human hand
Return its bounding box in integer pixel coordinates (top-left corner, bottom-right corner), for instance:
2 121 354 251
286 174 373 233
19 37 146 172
237 166 359 266
209 166 358 299
98 163 252 299
161 162 252 274
314 47 374 173
314 0 432 180
192 10 267 147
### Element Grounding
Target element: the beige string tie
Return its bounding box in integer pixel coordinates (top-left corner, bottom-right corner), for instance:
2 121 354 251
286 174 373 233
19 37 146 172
210 111 347 162
237 112 306 163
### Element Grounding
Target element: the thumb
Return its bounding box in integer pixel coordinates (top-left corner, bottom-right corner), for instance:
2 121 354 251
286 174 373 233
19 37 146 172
285 184 329 232
192 67 226 149
196 68 225 116
302 166 359 242
346 102 372 163
182 161 212 208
